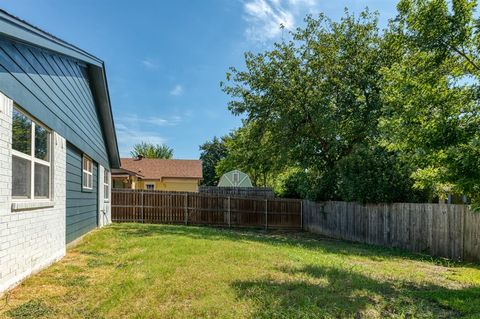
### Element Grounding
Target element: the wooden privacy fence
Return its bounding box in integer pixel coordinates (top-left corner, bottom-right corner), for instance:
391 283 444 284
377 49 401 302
303 201 480 262
112 189 302 229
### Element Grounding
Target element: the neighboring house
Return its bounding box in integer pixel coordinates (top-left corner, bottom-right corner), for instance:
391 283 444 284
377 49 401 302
112 157 202 192
0 10 120 292
110 167 143 189
218 170 253 187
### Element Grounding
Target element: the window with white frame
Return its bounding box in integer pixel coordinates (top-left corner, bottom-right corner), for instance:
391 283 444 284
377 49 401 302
104 169 109 200
145 183 155 190
82 155 93 190
12 105 51 200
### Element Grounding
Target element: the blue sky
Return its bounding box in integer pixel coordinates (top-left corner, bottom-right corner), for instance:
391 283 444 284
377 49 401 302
1 0 397 159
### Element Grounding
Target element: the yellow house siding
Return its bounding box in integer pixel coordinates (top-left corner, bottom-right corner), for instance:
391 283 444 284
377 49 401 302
135 178 200 192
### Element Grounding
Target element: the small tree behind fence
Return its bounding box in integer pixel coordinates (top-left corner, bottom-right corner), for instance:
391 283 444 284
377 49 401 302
112 189 301 229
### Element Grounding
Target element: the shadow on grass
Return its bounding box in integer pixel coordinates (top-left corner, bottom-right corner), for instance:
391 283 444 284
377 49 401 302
111 223 480 316
110 223 478 269
6 299 57 319
232 264 480 318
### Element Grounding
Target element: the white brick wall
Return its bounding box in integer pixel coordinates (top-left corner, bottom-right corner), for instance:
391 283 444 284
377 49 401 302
0 92 67 293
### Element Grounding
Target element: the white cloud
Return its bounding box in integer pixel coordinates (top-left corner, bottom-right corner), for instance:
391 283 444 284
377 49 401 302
118 114 182 127
115 113 183 156
115 122 167 157
169 84 184 96
287 0 317 7
141 58 159 69
243 0 318 43
144 115 181 126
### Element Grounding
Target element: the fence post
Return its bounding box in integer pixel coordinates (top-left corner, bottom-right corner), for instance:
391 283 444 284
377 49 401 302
228 196 231 228
300 200 303 230
265 198 268 230
141 190 145 224
462 205 467 261
184 193 188 225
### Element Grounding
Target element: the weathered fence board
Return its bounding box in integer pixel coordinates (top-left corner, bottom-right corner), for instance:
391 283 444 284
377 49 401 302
112 189 301 229
464 211 480 261
303 201 480 262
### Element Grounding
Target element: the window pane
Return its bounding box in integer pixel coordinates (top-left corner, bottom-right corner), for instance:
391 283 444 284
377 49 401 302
12 108 32 155
12 155 31 198
35 125 49 161
83 156 92 173
34 163 49 198
83 171 93 189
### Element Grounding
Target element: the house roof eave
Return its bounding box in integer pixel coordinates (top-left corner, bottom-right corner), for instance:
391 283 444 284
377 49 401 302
0 9 120 168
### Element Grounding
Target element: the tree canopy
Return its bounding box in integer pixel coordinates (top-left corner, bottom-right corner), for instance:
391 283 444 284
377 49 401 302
380 0 480 205
223 11 385 174
200 0 480 206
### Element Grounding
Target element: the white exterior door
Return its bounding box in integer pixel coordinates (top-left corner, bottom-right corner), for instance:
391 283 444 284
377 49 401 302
98 166 111 227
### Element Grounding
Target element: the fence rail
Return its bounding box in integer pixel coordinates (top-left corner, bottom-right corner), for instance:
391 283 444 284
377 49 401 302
112 189 302 229
198 186 275 198
303 201 480 262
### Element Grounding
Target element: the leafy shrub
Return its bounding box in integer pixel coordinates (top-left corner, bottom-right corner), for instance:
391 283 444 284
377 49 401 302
274 168 309 199
336 145 428 203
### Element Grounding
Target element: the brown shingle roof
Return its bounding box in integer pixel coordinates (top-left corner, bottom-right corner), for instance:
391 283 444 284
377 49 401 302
120 158 202 180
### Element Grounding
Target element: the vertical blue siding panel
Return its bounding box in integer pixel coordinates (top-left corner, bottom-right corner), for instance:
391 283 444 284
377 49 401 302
66 143 98 243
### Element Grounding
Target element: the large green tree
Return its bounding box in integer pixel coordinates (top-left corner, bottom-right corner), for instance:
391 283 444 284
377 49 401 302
217 2 480 204
222 10 389 199
131 142 174 159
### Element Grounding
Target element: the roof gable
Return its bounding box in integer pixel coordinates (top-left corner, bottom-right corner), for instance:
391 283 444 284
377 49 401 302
0 9 120 168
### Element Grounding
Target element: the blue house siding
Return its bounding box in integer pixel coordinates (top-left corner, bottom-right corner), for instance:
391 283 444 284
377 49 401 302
66 143 98 244
0 38 109 168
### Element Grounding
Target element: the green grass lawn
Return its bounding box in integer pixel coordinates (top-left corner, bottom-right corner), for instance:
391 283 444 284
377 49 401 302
1 224 479 319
